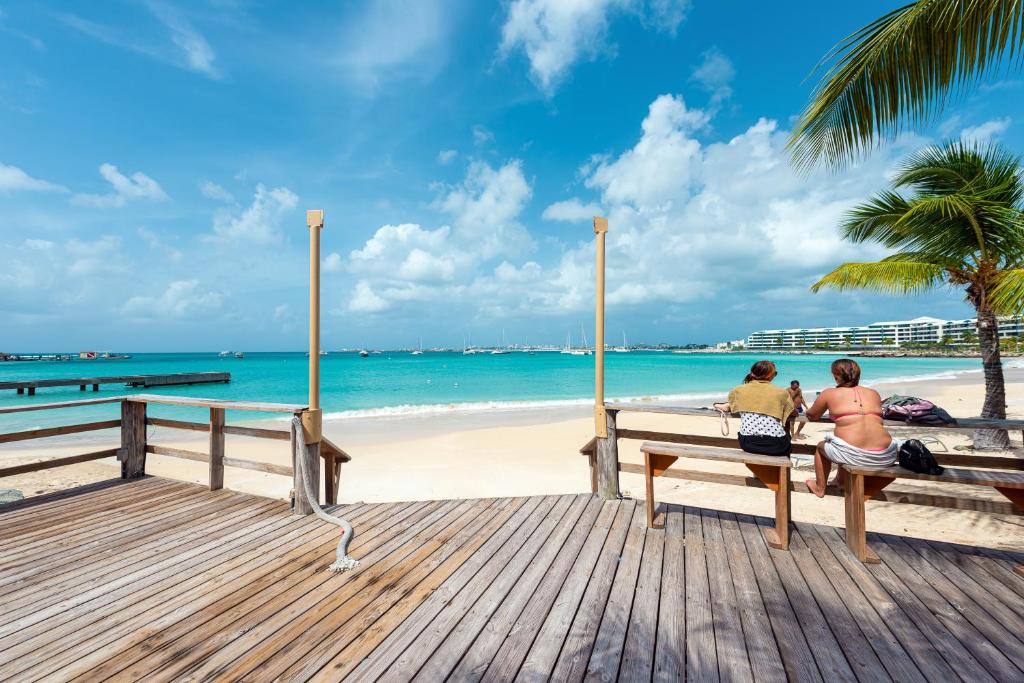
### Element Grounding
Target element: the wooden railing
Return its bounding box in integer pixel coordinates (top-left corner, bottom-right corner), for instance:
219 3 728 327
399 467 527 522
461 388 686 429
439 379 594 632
584 402 1024 515
0 394 351 507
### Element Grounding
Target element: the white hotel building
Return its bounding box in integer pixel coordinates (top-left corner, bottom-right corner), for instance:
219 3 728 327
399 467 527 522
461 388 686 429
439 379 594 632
744 316 1024 351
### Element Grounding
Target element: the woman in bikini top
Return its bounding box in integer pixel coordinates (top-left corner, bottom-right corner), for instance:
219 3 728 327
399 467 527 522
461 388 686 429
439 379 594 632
806 364 892 451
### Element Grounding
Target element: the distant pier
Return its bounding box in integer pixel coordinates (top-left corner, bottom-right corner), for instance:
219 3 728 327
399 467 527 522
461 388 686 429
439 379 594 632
0 372 230 396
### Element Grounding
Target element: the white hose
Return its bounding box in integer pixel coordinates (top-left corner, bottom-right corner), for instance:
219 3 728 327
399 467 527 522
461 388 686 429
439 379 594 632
291 416 359 572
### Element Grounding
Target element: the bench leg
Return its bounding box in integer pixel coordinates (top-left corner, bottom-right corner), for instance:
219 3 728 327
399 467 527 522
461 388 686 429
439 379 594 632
843 470 879 564
644 451 657 528
748 464 790 550
995 487 1024 577
770 467 791 550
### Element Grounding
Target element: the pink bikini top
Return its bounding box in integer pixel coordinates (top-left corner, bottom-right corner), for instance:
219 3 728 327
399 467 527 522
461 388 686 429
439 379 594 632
829 386 883 421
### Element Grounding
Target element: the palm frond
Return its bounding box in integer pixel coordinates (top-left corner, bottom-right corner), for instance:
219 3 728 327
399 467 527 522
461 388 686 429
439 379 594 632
810 260 948 294
990 267 1024 314
789 0 1024 170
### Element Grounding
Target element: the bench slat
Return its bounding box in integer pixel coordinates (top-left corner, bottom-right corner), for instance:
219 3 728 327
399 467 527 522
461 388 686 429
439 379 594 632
843 465 1024 488
640 442 793 469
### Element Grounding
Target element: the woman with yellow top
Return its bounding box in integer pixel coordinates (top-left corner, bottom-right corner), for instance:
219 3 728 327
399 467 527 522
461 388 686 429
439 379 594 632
715 360 794 457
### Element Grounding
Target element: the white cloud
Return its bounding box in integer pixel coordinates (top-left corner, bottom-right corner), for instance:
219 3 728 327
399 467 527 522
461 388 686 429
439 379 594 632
643 0 690 34
472 125 494 146
0 162 68 193
24 238 55 251
199 180 234 202
565 93 898 313
437 149 457 164
434 159 533 260
691 47 734 106
72 163 168 208
333 0 450 92
500 0 618 93
60 3 219 79
542 198 603 222
585 94 708 208
343 160 533 314
137 226 182 262
206 184 298 245
122 279 224 319
499 0 689 93
337 92 904 328
960 117 1011 144
145 1 219 78
349 280 390 313
322 252 343 273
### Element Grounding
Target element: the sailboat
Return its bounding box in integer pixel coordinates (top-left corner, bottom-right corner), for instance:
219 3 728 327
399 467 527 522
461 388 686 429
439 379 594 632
560 332 574 354
614 331 631 352
576 324 593 355
411 338 423 355
490 329 509 355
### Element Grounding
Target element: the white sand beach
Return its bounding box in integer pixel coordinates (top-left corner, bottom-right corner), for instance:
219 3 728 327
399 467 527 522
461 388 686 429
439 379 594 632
3 368 1022 551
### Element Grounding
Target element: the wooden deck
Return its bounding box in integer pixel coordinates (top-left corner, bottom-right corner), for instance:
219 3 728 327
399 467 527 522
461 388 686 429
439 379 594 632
1 478 1023 681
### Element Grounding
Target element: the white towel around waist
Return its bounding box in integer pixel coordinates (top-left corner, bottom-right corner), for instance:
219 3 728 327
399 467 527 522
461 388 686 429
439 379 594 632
822 433 897 468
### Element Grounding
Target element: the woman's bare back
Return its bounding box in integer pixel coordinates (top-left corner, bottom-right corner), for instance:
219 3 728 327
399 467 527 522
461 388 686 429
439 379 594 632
813 387 892 449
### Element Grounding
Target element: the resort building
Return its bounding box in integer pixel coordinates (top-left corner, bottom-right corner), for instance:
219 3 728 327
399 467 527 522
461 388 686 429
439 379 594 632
744 315 1024 350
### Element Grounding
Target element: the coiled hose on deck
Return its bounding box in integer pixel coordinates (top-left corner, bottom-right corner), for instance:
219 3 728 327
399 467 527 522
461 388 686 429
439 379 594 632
291 416 359 572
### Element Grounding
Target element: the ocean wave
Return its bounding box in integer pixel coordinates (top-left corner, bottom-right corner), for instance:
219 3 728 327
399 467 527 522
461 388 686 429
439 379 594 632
313 363 1005 422
319 391 726 421
867 368 981 386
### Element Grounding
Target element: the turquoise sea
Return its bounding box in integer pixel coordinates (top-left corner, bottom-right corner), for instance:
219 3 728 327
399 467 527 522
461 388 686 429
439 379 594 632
0 351 995 432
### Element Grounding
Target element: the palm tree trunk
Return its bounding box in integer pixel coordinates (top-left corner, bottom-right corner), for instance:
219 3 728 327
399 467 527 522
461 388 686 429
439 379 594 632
973 307 1011 450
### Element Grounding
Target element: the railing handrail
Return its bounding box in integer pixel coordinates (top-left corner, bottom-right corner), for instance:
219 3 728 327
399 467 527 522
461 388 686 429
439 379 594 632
0 396 124 415
603 401 1024 431
126 394 307 413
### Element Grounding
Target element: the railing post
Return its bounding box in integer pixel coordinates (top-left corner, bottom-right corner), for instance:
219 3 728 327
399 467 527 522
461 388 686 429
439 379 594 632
209 407 225 491
596 408 620 499
293 409 321 515
120 399 147 479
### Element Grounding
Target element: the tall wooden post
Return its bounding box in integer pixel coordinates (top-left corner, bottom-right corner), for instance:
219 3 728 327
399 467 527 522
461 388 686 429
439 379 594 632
596 409 619 499
120 399 147 479
209 407 225 491
294 209 324 515
593 216 619 499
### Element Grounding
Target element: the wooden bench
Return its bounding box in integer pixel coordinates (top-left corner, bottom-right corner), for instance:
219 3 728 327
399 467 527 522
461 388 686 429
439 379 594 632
640 441 793 550
839 463 1024 564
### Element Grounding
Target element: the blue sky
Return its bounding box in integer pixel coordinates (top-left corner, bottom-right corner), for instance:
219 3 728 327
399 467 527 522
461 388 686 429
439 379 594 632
2 1 1022 351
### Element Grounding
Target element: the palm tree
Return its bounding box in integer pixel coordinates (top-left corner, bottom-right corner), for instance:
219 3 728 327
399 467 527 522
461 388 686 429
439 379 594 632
789 0 1024 169
811 141 1024 449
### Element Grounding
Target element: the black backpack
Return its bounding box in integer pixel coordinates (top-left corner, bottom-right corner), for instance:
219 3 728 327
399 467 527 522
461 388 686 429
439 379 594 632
898 439 944 475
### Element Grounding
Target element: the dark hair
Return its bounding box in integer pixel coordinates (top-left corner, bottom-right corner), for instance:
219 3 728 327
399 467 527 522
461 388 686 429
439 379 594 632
790 380 800 387
744 360 777 383
831 358 861 387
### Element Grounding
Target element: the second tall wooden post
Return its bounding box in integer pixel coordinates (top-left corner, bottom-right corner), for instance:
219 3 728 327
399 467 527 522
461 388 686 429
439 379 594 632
295 209 325 515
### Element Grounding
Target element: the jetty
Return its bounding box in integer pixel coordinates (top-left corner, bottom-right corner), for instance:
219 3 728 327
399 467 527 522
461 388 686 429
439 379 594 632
0 371 230 396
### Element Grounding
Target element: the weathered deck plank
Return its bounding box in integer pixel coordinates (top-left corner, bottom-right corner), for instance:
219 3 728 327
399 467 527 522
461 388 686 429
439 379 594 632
0 479 1020 682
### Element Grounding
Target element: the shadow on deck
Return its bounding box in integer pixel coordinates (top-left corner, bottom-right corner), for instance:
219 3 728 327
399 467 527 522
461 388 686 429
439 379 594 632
1 477 1022 681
